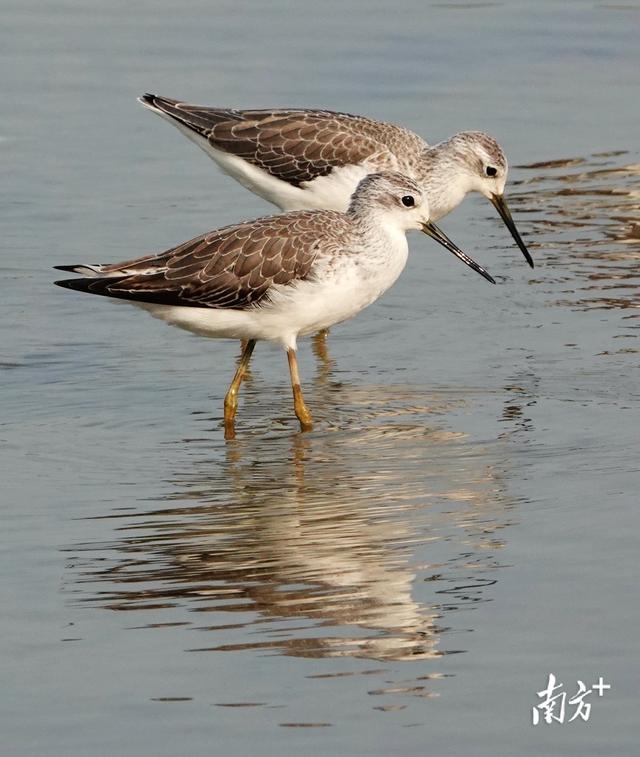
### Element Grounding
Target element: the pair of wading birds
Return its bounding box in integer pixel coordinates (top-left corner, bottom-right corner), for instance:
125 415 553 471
56 95 533 438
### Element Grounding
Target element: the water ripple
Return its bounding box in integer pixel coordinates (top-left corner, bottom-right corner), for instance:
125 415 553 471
510 149 640 313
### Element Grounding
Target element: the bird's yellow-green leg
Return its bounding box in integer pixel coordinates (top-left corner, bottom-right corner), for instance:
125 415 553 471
286 348 313 431
238 339 255 380
224 339 256 439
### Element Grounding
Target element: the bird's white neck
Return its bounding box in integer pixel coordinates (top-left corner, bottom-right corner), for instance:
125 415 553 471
416 146 475 221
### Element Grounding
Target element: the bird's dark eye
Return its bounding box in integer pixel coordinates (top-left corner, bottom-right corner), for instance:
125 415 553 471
401 195 415 207
485 166 498 177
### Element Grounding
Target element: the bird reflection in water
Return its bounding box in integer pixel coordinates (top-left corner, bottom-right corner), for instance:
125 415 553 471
70 382 517 665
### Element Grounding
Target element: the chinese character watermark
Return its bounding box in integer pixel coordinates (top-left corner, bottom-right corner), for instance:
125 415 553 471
533 674 611 725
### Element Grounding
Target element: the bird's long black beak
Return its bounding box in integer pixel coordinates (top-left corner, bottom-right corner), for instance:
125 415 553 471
421 221 496 284
490 193 534 268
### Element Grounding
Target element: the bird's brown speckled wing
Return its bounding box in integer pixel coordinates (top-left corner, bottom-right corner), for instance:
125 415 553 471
55 212 348 308
141 95 428 185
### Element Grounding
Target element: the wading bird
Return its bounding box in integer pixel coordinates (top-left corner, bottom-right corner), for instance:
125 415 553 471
55 172 492 438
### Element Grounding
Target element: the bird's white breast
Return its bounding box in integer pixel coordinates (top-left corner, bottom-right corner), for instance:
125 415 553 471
266 222 410 341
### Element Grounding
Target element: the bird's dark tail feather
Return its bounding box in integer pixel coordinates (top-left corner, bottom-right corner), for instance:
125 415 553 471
54 276 128 296
138 93 227 136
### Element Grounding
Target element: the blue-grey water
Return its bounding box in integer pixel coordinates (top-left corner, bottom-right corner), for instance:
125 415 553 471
2 1 639 755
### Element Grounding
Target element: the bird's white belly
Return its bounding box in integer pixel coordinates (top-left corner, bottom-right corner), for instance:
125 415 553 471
211 147 373 212
173 123 374 212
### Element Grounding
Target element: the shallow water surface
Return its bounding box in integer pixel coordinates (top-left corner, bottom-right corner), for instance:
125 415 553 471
2 1 639 755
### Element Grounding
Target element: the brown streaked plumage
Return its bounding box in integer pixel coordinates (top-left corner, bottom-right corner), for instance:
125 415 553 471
54 212 334 309
140 95 426 187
